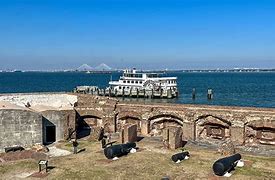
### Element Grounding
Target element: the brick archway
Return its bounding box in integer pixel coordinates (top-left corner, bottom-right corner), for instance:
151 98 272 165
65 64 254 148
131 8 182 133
116 115 141 132
148 114 184 136
76 114 102 139
245 120 275 146
194 115 231 143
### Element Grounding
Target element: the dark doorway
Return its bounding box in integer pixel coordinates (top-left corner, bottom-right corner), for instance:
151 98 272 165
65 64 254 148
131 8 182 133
46 126 56 143
76 114 101 139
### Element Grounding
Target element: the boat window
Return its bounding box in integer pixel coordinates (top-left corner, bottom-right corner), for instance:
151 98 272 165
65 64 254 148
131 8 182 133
119 86 121 89
135 81 138 84
131 81 134 83
123 80 126 83
127 80 130 83
139 81 142 84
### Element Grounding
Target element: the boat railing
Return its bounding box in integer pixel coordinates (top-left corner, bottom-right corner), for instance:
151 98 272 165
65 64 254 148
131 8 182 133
74 86 178 99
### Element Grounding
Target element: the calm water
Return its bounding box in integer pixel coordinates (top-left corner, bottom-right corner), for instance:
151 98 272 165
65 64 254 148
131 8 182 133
0 72 274 108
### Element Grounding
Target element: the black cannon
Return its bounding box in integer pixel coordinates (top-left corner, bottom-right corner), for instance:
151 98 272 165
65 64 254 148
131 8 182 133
171 151 190 162
104 142 136 159
5 146 24 153
212 153 242 176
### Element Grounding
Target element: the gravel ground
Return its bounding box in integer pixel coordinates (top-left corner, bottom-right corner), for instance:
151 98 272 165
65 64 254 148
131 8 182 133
46 146 72 157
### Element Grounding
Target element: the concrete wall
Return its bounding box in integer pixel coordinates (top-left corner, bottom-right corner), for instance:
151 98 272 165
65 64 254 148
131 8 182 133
0 109 42 152
41 110 76 144
0 93 77 147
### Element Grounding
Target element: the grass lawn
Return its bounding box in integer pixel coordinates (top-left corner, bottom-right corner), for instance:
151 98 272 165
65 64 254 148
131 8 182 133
1 138 275 180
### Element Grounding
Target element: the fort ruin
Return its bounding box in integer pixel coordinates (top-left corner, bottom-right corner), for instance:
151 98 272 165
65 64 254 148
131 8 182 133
0 93 274 154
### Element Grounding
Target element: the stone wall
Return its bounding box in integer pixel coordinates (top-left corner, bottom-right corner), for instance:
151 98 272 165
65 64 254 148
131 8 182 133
75 94 118 133
115 102 275 149
74 94 275 150
0 109 42 152
0 93 274 153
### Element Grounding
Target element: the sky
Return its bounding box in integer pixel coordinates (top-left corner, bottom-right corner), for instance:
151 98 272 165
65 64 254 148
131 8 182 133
0 0 275 70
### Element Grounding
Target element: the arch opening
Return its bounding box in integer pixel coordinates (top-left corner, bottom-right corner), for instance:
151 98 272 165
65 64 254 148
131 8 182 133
245 121 275 146
116 116 141 132
195 115 231 143
77 114 102 139
148 114 184 137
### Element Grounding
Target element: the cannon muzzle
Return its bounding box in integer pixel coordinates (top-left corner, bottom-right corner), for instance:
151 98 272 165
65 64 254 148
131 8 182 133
171 151 190 162
212 153 242 176
104 142 136 159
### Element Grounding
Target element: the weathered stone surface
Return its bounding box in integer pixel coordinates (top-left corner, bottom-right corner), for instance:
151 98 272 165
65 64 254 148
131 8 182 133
168 127 183 149
89 126 101 141
231 126 244 145
42 110 76 144
217 139 236 156
162 128 169 148
141 120 150 135
120 124 137 143
0 109 42 152
182 122 194 140
162 127 183 149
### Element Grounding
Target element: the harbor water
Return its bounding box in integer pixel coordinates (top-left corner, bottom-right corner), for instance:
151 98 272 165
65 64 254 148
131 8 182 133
0 72 274 108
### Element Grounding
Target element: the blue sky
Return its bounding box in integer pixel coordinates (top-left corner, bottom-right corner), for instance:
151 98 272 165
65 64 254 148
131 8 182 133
0 0 275 70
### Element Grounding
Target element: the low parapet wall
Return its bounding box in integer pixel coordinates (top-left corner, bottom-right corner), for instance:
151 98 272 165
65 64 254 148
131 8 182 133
0 93 77 109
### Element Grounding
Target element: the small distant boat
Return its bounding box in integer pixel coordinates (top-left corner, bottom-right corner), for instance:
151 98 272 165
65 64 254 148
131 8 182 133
12 70 22 73
86 71 91 74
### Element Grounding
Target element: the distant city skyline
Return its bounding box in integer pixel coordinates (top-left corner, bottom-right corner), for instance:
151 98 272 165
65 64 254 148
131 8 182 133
1 0 275 70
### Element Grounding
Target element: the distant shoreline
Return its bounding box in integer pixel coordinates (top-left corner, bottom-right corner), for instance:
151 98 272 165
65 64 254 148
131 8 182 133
1 69 275 73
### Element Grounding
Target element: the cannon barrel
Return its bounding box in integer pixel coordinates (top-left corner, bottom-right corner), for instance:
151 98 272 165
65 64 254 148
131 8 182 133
171 151 189 162
5 146 24 153
104 142 136 159
212 153 242 176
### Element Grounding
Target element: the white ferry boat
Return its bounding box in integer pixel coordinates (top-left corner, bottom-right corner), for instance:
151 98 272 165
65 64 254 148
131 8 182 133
108 69 178 98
